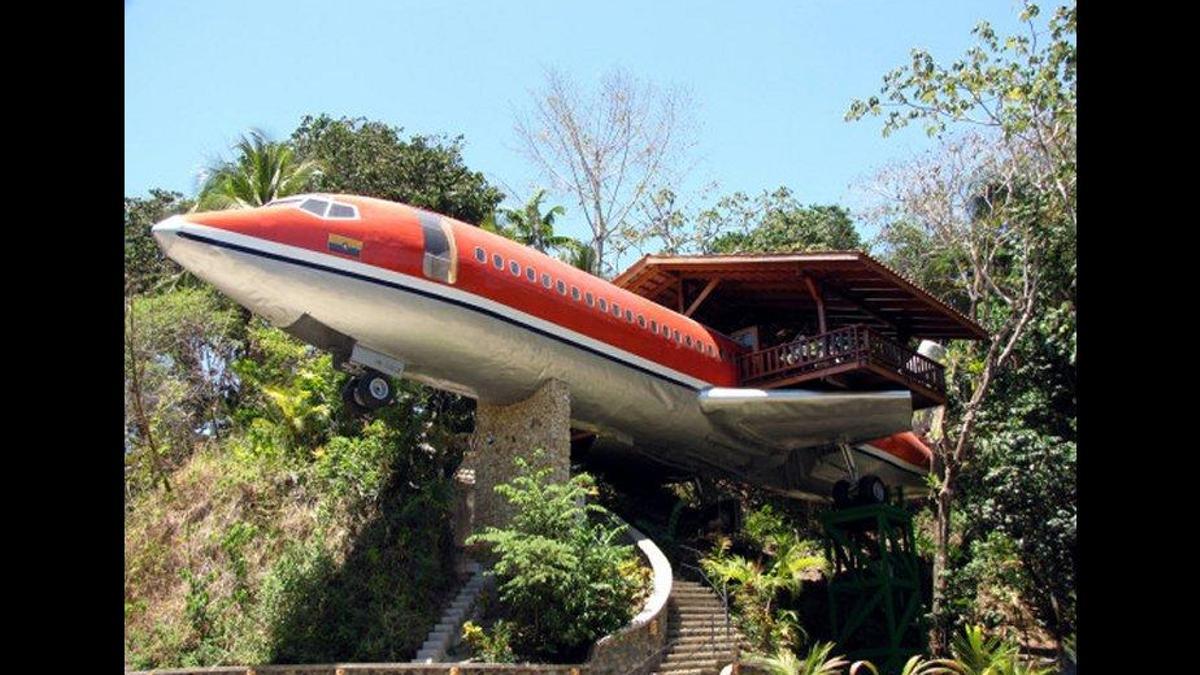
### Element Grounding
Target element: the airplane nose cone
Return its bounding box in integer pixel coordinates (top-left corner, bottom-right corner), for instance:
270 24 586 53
151 214 187 254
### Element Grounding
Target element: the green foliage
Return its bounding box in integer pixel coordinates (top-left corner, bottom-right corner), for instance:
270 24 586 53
488 188 576 254
743 642 849 675
701 505 827 653
706 188 863 253
461 620 517 663
125 189 194 293
947 625 1051 675
124 287 245 496
196 129 323 210
853 1 1077 650
846 2 1075 145
290 114 504 224
466 456 641 662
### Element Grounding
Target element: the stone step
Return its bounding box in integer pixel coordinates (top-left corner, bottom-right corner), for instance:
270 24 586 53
666 634 741 645
658 657 722 671
669 626 743 637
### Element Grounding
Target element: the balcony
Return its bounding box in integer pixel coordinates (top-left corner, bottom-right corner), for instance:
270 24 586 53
735 325 947 409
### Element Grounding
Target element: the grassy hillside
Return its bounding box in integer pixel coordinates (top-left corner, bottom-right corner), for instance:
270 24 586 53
124 290 468 669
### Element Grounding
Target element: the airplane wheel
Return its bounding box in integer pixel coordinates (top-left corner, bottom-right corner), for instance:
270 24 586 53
341 378 368 416
353 370 393 410
832 480 852 509
857 475 888 505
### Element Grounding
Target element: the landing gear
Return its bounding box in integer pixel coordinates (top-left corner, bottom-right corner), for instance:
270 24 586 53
830 474 889 508
857 475 888 505
341 369 394 414
832 480 852 509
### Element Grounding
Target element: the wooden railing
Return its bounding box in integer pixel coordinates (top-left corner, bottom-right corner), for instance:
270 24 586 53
735 324 945 396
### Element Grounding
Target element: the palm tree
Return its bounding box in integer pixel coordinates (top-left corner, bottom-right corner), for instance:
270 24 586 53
195 129 322 210
560 240 599 275
496 189 574 253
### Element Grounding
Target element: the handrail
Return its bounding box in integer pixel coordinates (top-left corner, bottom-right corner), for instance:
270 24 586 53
677 545 740 669
735 324 945 395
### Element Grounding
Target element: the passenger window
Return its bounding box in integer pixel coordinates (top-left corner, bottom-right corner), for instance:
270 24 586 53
673 329 681 342
419 212 457 284
526 266 536 282
625 309 634 323
650 319 657 332
474 247 486 263
557 280 567 295
571 286 581 301
542 273 552 289
493 253 504 270
685 335 693 347
510 261 521 276
598 298 608 312
586 292 595 307
638 315 646 328
612 302 621 317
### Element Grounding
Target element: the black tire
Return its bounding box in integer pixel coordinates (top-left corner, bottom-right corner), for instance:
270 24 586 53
857 475 888 505
341 378 368 416
354 371 393 410
832 480 852 508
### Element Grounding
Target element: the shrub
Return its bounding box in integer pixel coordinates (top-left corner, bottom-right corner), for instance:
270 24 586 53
466 455 641 662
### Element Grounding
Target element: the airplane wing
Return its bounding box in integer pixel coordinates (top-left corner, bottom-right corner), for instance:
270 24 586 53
698 387 913 451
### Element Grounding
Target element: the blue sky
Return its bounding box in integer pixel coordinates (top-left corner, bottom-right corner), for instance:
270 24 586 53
126 0 1027 246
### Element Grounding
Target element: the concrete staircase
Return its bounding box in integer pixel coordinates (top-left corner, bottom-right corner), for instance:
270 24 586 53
651 578 746 675
410 560 486 663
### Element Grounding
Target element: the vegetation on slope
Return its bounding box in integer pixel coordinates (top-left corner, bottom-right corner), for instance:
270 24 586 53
124 115 503 668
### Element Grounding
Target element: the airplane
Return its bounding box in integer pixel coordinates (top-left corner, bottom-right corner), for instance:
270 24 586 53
152 193 968 505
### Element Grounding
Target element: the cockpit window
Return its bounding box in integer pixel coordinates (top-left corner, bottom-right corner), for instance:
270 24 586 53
328 203 357 219
269 195 359 220
300 198 330 217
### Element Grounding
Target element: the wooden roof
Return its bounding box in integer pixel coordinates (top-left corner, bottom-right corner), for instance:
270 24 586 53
612 251 986 341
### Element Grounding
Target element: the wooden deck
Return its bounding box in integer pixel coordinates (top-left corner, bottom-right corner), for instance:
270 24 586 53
735 325 947 409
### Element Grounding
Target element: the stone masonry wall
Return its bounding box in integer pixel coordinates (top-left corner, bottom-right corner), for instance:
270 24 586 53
459 379 571 535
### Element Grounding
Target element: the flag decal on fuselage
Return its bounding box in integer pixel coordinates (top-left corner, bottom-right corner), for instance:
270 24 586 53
327 233 362 257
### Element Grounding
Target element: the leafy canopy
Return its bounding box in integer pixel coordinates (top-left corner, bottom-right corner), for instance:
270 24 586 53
290 114 504 225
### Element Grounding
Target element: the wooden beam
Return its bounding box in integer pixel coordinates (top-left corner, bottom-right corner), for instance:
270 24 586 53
822 279 907 335
804 276 827 333
676 275 684 313
684 278 720 317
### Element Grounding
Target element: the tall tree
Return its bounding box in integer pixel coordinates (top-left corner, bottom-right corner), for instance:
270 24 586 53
848 1 1076 651
291 114 504 225
514 67 694 276
195 130 323 210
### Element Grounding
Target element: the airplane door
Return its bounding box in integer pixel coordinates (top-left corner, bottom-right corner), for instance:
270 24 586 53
419 211 458 284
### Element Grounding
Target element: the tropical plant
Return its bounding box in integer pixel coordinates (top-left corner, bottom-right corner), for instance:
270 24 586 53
465 455 641 662
743 642 848 675
560 240 599 275
947 625 1051 675
492 189 574 253
195 129 322 210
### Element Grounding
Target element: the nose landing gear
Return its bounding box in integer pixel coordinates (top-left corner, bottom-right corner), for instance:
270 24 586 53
341 369 394 415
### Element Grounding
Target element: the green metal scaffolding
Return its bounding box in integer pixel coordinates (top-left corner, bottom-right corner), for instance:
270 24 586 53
821 500 926 673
